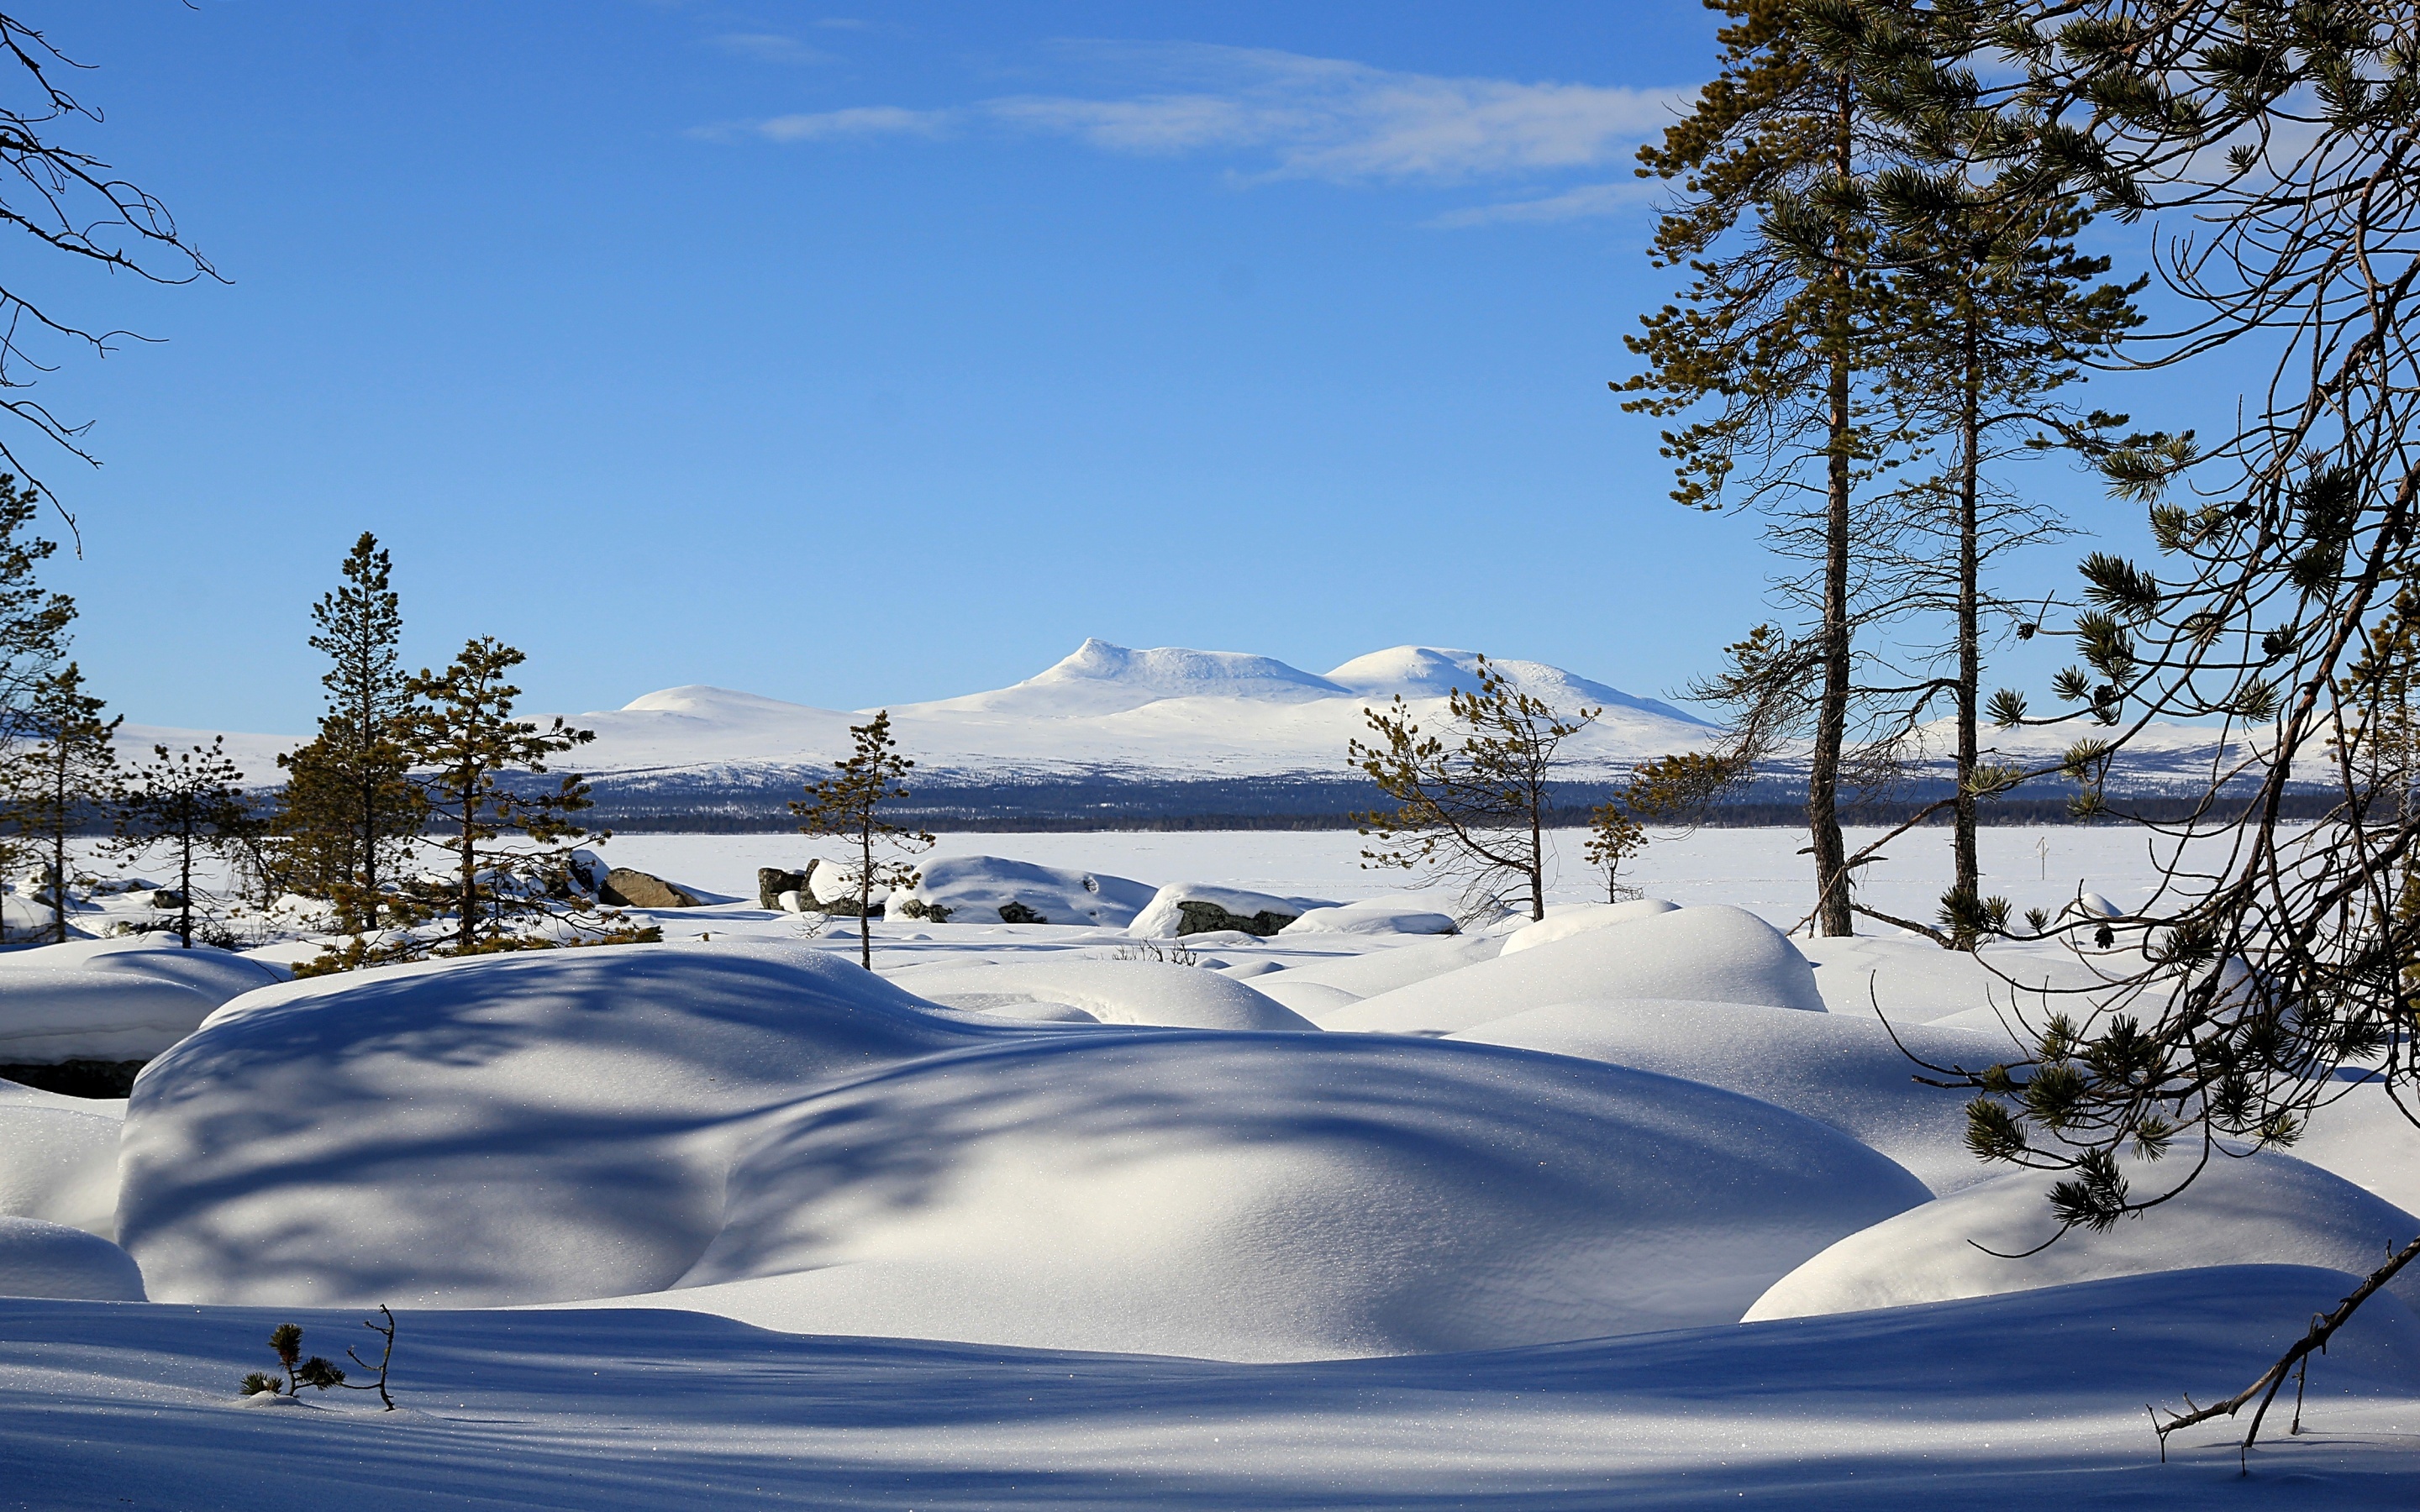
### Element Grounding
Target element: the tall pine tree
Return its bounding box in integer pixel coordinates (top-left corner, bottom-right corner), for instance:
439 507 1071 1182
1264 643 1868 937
1620 0 1908 936
276 533 423 930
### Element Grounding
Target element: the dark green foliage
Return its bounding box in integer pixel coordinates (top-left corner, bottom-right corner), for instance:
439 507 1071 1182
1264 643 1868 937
791 711 929 970
401 637 597 958
276 533 424 931
246 1320 345 1397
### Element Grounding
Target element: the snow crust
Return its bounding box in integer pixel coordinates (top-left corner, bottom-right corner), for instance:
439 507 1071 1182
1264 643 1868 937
1318 905 1824 1032
623 1034 1926 1360
1747 1148 2420 1321
0 1215 144 1300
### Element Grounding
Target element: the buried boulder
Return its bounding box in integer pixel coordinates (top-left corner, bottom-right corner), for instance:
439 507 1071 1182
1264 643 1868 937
756 868 812 911
1132 884 1336 938
599 868 702 909
885 856 1157 929
621 1032 1930 1361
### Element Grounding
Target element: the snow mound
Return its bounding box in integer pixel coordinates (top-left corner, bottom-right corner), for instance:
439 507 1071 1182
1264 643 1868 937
1250 978 1364 1016
892 959 1316 1031
1796 934 2123 1024
0 969 213 1063
1448 999 2013 1194
0 1102 121 1237
1279 900 1458 937
883 855 1156 928
1500 899 1678 956
118 942 1019 1307
1130 884 1337 938
1746 1148 2420 1321
0 938 288 1010
629 1033 1928 1360
2298 1074 2420 1214
0 1215 144 1300
1320 906 1824 1034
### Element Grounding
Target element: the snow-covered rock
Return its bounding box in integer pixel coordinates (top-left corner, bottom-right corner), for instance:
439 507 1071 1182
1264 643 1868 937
0 1100 121 1236
1319 906 1824 1033
892 958 1316 1032
0 1215 144 1300
1130 884 1336 938
0 969 215 1064
1272 934 1505 997
625 1033 1928 1361
1499 899 1678 956
118 942 1019 1307
1745 1148 2420 1321
883 855 1156 928
1279 900 1458 937
1448 999 2012 1194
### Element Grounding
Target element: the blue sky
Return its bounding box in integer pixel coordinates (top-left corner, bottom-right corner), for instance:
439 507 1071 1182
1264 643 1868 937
31 2 2174 737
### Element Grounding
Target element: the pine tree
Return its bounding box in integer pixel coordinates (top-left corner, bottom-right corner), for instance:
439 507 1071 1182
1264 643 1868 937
114 738 250 948
402 637 595 956
1619 0 1912 937
1582 801 1646 903
276 533 423 930
791 711 930 970
8 662 116 942
1350 657 1598 923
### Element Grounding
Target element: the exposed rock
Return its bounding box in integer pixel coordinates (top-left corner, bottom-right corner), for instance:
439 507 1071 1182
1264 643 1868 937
758 867 812 911
997 901 1047 925
1176 900 1298 937
892 897 952 923
598 868 702 909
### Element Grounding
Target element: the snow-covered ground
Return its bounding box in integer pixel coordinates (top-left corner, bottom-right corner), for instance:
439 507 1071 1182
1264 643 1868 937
3 822 2416 1507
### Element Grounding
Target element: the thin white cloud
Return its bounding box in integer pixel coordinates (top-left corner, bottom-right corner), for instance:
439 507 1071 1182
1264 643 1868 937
1425 178 1659 228
754 106 955 144
712 33 837 66
714 41 1692 206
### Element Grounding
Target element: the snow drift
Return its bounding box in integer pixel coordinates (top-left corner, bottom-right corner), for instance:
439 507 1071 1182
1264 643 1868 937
1747 1147 2420 1320
0 1215 144 1301
624 1033 1929 1360
1319 906 1825 1033
889 958 1317 1031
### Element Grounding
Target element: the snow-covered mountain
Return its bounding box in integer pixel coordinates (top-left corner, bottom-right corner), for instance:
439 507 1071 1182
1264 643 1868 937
571 640 1718 784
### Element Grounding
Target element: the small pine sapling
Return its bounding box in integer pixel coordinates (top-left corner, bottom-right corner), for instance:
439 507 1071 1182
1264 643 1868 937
791 711 932 969
239 1321 346 1397
1582 801 1646 903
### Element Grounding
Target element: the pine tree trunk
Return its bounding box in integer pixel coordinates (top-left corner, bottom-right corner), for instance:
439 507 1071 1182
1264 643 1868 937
858 817 874 970
457 763 478 955
1954 302 1983 916
1809 74 1856 938
177 810 195 949
48 741 66 944
1527 779 1545 921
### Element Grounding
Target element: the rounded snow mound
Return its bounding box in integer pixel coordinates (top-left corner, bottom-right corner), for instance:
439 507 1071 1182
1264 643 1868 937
1448 999 2012 1194
0 1101 122 1236
1279 900 1458 937
1500 899 1679 957
1745 1147 2420 1321
892 958 1316 1031
1273 934 1504 998
118 942 1024 1307
0 969 214 1064
0 1214 145 1300
884 855 1156 929
638 1033 1929 1360
1319 906 1823 1034
0 938 288 1007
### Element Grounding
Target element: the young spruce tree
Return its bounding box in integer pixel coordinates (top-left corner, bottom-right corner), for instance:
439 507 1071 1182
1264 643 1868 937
276 533 424 930
792 711 930 970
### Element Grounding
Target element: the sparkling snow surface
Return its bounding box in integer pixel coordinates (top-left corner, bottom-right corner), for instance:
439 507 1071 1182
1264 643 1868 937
6 824 2419 1505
